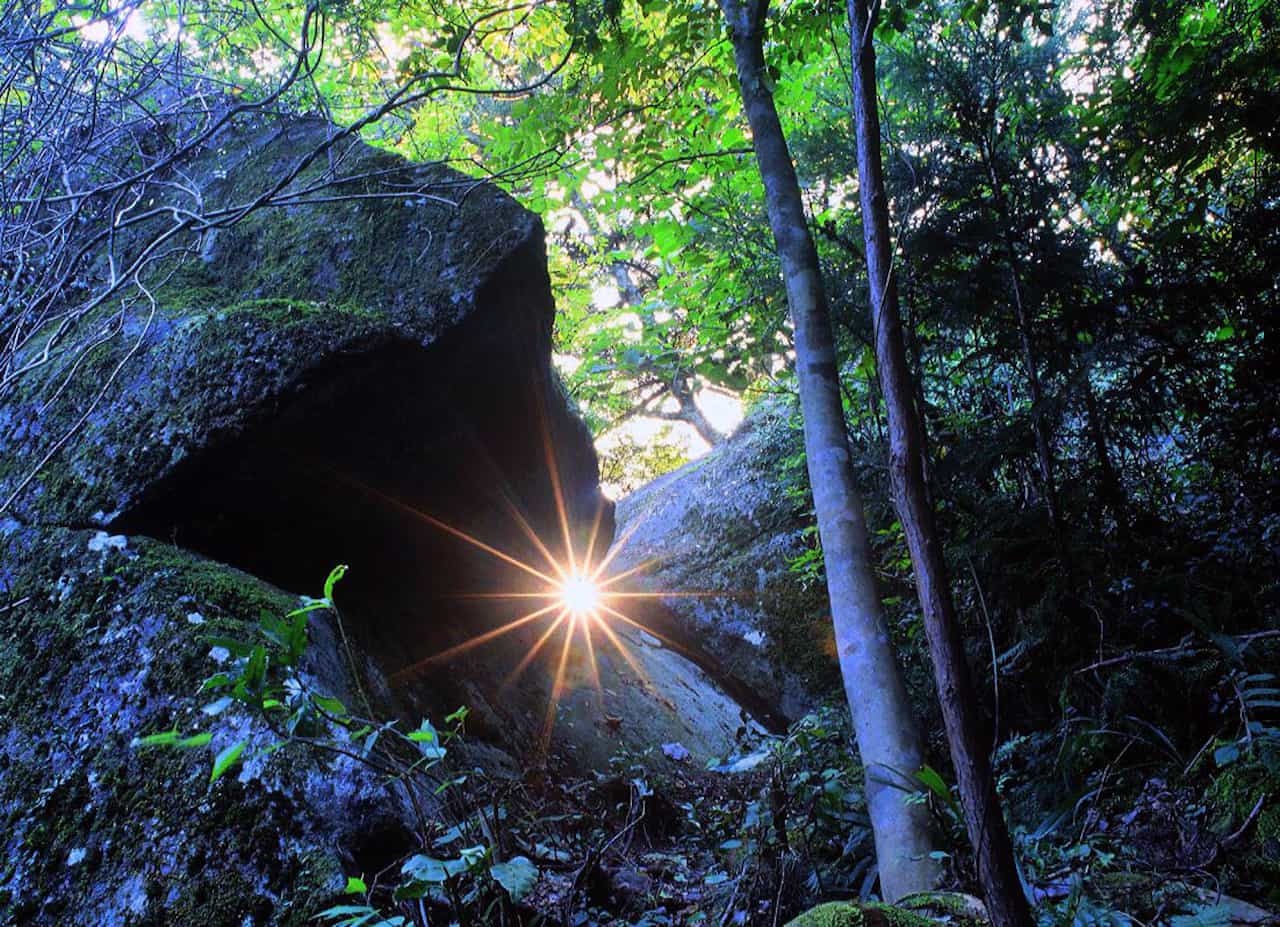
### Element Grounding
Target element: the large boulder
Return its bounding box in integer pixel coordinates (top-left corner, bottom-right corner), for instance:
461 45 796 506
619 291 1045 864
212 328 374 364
609 402 843 723
0 115 762 925
0 527 407 926
0 114 602 538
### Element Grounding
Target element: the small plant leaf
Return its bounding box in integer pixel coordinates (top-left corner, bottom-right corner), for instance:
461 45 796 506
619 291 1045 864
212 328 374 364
490 856 539 902
210 739 247 783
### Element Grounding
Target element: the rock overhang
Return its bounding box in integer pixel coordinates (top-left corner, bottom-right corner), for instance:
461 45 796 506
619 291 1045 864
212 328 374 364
0 109 787 926
0 112 617 714
1 114 772 771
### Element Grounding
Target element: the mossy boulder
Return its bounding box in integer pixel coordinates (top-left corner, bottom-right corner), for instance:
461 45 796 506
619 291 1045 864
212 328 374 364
1205 756 1280 901
0 114 585 530
784 895 987 927
0 525 410 926
784 901 943 927
610 401 840 723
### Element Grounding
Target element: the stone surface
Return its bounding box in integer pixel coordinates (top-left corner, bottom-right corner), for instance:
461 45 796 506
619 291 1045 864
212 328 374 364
0 116 589 530
0 527 409 927
0 115 764 925
609 401 842 723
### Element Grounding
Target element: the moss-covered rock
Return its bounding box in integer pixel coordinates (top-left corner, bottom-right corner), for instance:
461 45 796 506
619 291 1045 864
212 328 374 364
1205 755 1280 901
784 901 945 927
0 525 409 926
0 115 556 529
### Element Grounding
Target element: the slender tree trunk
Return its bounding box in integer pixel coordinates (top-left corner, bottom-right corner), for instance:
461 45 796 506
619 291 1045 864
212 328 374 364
717 0 940 900
669 374 726 445
1080 373 1128 539
846 3 1033 926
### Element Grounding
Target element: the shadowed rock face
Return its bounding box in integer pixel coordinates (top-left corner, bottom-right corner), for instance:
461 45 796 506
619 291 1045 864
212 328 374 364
1 114 617 712
609 402 844 724
0 115 759 925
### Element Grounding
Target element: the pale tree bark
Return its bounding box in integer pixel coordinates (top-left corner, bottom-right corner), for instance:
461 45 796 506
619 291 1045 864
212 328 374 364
846 2 1033 925
717 0 941 901
667 374 726 446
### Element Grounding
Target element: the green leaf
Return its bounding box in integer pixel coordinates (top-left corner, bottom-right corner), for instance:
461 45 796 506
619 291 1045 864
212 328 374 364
211 739 247 783
324 564 349 601
313 904 406 927
343 876 367 894
312 694 350 719
205 636 255 658
132 729 213 749
407 719 446 760
1213 743 1240 767
200 673 233 692
489 856 539 902
1170 904 1232 927
913 765 963 819
400 854 450 884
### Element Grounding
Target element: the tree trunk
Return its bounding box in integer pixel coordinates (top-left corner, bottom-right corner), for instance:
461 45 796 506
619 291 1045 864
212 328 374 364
670 374 726 446
1080 373 1128 539
718 0 940 901
846 3 1033 926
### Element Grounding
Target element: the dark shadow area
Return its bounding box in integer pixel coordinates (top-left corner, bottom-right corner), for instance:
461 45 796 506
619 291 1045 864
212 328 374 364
112 246 615 727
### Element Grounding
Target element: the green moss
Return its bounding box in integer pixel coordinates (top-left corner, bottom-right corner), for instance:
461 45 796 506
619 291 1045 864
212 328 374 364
219 298 375 323
134 542 298 620
281 849 345 927
785 901 943 927
152 260 226 314
897 892 988 925
0 527 364 924
153 866 265 925
1205 755 1280 894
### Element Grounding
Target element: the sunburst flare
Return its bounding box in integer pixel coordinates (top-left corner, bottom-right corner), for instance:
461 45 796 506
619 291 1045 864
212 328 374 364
375 425 732 761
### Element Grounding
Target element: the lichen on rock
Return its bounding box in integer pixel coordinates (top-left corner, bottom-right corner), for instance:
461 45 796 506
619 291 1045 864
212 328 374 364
0 525 407 927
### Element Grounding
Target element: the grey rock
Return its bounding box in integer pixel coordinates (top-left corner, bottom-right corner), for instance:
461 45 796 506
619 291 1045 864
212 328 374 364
0 114 764 926
609 401 842 724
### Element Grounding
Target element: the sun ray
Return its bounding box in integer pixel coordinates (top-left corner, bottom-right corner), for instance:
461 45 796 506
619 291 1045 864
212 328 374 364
588 507 663 583
448 592 562 600
581 497 607 572
604 590 733 599
501 610 568 692
592 610 650 682
579 616 605 712
390 602 561 681
336 473 562 587
434 422 572 582
538 614 578 757
595 559 663 591
492 483 570 581
329 436 741 750
599 603 690 658
537 405 579 577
